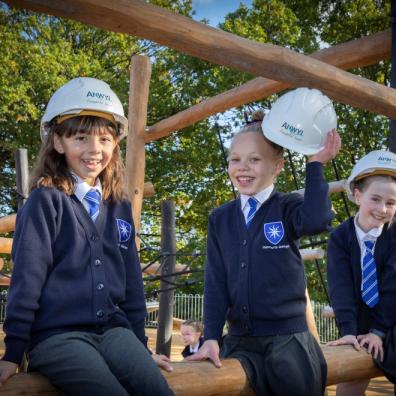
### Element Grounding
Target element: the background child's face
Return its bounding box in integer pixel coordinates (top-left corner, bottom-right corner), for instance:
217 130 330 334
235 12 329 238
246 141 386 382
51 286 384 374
228 132 284 196
354 179 396 232
180 325 201 346
54 129 116 186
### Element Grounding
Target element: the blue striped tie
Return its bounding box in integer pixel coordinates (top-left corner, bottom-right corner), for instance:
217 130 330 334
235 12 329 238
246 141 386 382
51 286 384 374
246 197 258 228
361 240 379 308
85 189 101 222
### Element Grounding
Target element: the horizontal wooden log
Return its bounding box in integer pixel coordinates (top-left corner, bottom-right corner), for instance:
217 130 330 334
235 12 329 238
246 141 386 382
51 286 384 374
146 29 391 142
295 179 347 196
0 276 10 286
0 345 383 395
141 262 188 275
0 238 12 255
300 248 324 261
0 258 3 271
0 214 16 234
6 0 396 119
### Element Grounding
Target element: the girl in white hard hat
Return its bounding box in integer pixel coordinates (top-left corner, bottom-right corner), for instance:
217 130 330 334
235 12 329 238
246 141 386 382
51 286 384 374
187 105 341 396
0 77 174 396
327 150 396 395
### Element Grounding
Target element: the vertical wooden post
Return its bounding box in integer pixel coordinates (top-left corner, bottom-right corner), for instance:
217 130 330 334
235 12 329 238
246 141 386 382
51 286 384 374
156 200 176 357
125 55 152 250
306 288 320 343
14 149 29 209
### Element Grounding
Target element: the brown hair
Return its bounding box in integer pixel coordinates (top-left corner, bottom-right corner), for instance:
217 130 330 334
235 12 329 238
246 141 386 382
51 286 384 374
352 174 396 195
182 320 204 334
29 116 126 201
235 110 284 159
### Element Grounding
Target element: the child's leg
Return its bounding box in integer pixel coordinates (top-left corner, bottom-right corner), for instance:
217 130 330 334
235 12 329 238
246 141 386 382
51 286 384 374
99 327 174 396
266 331 327 396
335 380 370 396
28 331 129 396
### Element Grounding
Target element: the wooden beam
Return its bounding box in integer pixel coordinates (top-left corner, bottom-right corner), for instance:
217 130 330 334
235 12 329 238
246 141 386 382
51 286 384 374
0 214 16 234
0 238 12 254
146 29 391 142
141 262 188 275
300 248 325 261
295 179 346 196
5 1 396 118
0 345 382 395
125 55 152 250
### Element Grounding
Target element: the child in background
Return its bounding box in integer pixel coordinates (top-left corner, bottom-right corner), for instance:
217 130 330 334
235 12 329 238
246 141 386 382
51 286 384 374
180 320 204 358
188 104 341 396
0 77 174 396
327 150 396 395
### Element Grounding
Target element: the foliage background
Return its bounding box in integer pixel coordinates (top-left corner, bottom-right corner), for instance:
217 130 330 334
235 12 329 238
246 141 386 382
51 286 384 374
0 0 392 302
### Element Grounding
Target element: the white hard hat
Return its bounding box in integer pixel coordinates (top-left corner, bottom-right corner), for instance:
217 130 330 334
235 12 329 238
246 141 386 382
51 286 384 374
262 88 337 155
346 150 396 202
40 77 128 141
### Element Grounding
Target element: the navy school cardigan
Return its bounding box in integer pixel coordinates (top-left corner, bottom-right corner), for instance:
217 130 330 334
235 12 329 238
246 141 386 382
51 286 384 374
204 162 334 342
327 218 396 336
3 187 148 365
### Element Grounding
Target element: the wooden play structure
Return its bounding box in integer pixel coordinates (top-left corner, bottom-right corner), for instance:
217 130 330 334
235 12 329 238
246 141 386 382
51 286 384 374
1 0 396 394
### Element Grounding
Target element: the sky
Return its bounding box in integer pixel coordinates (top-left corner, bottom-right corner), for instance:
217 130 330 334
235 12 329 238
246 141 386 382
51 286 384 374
191 0 253 26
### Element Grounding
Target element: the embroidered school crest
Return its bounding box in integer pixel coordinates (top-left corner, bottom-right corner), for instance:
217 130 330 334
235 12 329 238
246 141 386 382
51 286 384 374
116 219 132 243
263 221 284 245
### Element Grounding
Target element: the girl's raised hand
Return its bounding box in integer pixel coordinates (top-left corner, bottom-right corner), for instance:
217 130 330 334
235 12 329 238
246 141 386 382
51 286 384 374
185 339 222 368
308 129 341 164
327 334 360 351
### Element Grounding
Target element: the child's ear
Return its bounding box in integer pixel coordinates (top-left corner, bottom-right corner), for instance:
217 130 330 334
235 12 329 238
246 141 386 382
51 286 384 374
274 158 285 176
354 188 361 205
53 134 65 154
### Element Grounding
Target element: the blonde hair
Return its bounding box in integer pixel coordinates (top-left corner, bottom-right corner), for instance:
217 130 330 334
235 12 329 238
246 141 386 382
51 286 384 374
29 116 126 202
182 320 204 334
234 110 284 159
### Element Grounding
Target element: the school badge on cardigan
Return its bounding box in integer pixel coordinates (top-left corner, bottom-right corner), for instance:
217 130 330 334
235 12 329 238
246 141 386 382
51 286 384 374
116 219 132 243
263 222 284 245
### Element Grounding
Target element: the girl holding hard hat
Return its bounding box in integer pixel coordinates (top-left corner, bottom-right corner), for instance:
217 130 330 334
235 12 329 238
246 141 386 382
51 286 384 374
188 88 341 396
327 150 396 395
0 77 174 395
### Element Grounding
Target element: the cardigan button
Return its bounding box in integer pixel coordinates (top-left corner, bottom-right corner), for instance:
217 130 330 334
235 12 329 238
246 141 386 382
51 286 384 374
241 262 247 269
242 305 248 313
96 309 104 318
97 283 104 291
242 239 247 246
94 259 102 266
91 234 99 242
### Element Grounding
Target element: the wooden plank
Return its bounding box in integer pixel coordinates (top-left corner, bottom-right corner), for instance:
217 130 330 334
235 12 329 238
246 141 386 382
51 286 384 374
0 214 16 234
146 29 391 142
0 345 382 395
300 248 325 261
5 1 396 118
295 179 346 196
125 55 152 250
141 262 188 275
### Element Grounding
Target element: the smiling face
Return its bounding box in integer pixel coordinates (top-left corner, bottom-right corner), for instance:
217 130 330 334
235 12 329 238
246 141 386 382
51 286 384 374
54 129 116 186
228 132 284 196
354 176 396 232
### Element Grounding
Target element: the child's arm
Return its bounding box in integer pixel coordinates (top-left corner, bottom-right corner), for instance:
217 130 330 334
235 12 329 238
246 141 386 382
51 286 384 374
0 361 18 385
184 340 221 367
327 226 360 337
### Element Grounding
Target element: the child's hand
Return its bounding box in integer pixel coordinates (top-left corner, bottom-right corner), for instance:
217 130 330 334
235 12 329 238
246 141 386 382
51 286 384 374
184 340 221 368
357 332 384 362
307 129 341 164
151 353 173 372
327 334 361 351
0 360 18 385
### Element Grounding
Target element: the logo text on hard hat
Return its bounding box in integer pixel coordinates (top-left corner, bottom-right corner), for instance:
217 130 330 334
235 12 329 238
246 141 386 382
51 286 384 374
87 91 111 102
281 121 304 138
378 155 396 165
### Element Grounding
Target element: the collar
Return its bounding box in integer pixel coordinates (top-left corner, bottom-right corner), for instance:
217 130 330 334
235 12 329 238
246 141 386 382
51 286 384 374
72 172 102 203
354 215 383 242
240 184 274 210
